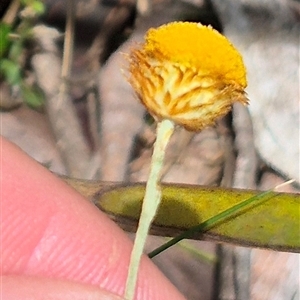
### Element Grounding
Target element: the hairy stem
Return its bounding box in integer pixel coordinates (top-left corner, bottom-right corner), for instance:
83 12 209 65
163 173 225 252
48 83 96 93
124 119 175 299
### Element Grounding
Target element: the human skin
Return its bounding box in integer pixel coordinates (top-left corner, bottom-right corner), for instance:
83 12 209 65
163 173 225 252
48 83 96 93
0 136 185 300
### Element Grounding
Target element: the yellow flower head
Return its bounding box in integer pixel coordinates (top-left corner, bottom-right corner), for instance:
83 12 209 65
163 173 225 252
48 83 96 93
128 21 248 131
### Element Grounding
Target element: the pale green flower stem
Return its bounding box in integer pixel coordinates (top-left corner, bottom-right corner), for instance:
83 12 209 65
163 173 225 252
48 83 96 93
124 118 175 300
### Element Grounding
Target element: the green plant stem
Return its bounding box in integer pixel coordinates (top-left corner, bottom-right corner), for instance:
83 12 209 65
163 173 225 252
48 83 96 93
124 119 175 300
148 189 274 258
177 240 217 264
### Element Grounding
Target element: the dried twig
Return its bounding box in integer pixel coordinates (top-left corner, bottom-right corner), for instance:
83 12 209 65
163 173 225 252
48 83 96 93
214 104 258 300
32 4 94 178
232 103 258 189
136 0 151 15
2 0 20 25
60 0 75 91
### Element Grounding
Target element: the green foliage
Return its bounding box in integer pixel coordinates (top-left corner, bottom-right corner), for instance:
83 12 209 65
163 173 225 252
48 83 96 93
0 0 45 108
21 0 45 15
21 83 44 108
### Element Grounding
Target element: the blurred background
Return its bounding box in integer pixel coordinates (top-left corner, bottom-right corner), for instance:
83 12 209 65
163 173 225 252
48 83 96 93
1 0 299 299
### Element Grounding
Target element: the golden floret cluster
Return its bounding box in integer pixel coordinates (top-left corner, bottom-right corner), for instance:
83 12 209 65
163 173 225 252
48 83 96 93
128 21 248 131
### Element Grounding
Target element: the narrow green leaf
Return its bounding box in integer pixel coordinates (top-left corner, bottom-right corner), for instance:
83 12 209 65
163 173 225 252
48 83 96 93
148 189 272 258
0 58 21 85
95 184 300 253
0 23 12 57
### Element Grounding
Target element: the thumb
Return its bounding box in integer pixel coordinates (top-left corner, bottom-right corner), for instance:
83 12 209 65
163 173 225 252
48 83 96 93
1 136 185 300
2 275 125 300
